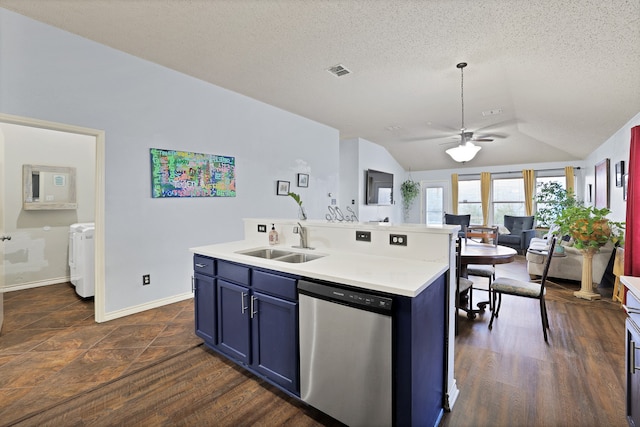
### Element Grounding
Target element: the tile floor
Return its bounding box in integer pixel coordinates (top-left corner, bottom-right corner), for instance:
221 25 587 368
0 283 199 424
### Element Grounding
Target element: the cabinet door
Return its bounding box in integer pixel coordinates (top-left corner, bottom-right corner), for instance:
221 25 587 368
194 273 216 345
252 291 299 394
628 319 640 426
217 279 251 364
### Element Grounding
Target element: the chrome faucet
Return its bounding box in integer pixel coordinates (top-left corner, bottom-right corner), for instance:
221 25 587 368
294 222 312 249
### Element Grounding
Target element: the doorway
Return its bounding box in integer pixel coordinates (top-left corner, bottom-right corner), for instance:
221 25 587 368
0 113 105 325
421 180 449 225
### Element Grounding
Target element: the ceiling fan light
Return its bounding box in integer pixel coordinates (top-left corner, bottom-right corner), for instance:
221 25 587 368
445 142 481 163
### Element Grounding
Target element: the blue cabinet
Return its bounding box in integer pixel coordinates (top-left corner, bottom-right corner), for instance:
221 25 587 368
193 255 216 345
252 291 298 392
193 256 299 395
194 273 216 345
217 279 251 363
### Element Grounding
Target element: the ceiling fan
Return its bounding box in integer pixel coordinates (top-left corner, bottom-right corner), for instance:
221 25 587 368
444 62 492 163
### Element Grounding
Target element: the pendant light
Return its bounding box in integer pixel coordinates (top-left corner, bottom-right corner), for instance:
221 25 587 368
446 62 482 163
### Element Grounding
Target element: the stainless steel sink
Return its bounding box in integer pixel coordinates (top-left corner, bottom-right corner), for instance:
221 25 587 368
276 253 325 263
239 249 293 259
237 248 325 263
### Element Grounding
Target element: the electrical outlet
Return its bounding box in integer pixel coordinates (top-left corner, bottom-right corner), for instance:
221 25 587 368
356 230 371 242
257 224 267 233
143 274 151 285
389 234 408 246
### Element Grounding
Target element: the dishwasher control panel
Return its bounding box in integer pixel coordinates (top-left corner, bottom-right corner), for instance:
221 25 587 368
298 279 393 314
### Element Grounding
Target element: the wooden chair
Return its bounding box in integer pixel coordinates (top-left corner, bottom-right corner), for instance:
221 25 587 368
465 225 499 311
455 238 476 334
489 236 557 342
464 225 499 246
612 247 625 304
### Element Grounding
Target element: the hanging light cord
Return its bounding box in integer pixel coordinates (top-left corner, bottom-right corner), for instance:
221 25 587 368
459 63 465 131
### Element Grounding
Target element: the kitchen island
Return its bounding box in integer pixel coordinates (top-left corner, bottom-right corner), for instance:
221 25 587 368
191 219 458 426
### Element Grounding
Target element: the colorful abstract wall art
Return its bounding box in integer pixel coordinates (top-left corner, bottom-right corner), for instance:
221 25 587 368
150 148 236 198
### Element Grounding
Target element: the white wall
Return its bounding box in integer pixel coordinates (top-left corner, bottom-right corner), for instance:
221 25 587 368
583 112 640 223
0 9 339 315
1 123 95 289
340 137 405 223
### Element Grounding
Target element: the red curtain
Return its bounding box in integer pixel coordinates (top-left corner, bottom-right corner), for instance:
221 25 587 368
625 125 640 276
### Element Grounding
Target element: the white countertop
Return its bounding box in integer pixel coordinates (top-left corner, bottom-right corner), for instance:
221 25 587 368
622 276 640 300
190 240 449 297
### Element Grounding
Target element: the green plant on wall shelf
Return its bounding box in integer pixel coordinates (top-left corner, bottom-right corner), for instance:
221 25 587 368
401 179 420 221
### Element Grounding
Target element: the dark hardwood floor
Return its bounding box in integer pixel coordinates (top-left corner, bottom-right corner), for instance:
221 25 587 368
441 256 627 426
0 257 629 426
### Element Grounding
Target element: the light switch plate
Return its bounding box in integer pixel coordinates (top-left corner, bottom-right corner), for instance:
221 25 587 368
356 230 371 242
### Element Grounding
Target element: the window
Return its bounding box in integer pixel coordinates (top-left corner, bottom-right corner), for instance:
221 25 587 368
493 178 525 225
535 176 566 227
458 180 482 224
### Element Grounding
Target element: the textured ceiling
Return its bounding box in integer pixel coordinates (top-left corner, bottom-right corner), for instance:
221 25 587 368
1 0 639 171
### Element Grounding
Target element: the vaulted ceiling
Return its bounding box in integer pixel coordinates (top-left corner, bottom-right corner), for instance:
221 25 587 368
1 0 639 171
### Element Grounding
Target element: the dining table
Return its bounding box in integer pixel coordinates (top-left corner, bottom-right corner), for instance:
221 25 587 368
459 240 518 313
460 240 518 278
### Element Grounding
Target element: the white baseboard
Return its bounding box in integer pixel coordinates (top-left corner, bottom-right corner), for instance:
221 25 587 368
1 277 70 293
100 292 194 323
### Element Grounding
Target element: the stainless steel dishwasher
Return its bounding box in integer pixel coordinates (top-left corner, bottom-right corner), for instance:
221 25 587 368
298 279 393 427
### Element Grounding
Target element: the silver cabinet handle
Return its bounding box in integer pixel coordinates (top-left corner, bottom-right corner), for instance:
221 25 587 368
195 263 206 268
251 295 258 319
191 276 195 293
632 340 640 374
241 292 248 314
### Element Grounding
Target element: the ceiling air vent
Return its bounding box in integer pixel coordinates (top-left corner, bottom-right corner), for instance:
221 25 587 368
327 64 351 77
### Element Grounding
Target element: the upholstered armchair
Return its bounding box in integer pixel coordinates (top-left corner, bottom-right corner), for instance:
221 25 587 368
445 214 471 238
497 215 536 253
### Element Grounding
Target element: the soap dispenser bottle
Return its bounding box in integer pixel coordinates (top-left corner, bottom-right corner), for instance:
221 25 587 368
268 224 279 245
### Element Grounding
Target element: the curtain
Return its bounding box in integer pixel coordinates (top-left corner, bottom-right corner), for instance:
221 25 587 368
523 169 535 216
481 172 491 226
451 173 459 214
625 126 640 277
565 166 575 195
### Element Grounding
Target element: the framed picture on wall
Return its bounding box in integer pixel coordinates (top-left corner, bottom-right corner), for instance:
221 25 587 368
594 158 610 209
276 180 290 195
615 161 625 187
297 173 309 188
624 174 629 201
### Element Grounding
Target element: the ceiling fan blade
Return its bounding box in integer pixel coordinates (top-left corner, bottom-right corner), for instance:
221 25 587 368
471 138 494 142
438 140 460 146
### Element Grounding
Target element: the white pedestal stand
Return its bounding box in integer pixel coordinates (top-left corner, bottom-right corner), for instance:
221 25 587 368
574 248 601 301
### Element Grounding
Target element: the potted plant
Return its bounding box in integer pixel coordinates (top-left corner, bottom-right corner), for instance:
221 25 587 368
534 181 579 228
553 204 625 300
401 179 420 221
287 192 307 220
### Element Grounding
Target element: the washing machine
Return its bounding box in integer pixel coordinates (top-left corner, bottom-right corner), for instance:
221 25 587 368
69 222 95 298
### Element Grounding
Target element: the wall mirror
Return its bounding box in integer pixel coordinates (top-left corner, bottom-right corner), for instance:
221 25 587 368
23 164 77 210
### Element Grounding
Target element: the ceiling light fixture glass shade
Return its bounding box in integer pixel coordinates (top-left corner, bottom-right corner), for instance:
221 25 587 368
446 142 482 163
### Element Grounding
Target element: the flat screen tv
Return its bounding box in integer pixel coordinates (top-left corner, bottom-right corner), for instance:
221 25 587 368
366 169 394 205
